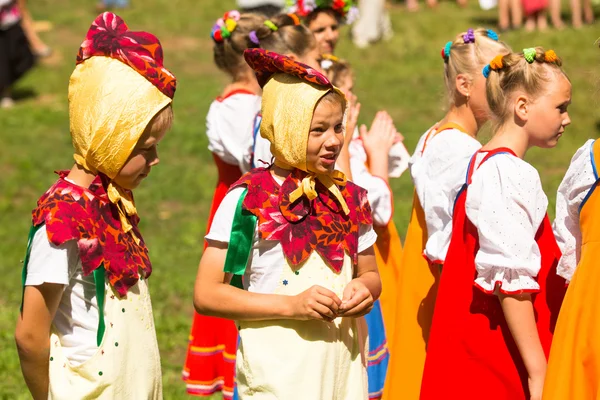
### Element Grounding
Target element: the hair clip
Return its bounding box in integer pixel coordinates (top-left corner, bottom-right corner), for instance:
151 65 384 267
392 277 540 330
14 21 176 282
482 64 491 78
211 11 240 43
441 41 452 60
264 20 278 31
249 31 260 45
482 54 504 78
486 29 499 41
288 13 301 25
544 49 558 63
463 28 475 44
523 48 536 64
223 10 241 21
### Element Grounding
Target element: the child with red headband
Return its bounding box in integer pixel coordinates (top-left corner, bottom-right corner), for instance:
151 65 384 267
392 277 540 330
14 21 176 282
15 12 175 399
194 48 380 399
182 10 265 399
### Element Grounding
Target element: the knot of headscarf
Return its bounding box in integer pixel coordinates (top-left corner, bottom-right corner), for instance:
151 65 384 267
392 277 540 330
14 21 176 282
275 160 349 215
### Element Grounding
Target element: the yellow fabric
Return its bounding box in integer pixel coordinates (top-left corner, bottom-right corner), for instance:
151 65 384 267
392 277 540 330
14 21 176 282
384 193 439 400
48 276 162 399
69 57 171 237
543 140 600 400
263 73 349 213
260 73 346 172
236 251 368 399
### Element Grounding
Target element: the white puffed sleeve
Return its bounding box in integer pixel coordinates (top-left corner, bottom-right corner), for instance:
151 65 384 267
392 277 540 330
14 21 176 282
206 94 262 174
349 134 393 227
553 139 597 282
410 128 481 263
466 154 548 294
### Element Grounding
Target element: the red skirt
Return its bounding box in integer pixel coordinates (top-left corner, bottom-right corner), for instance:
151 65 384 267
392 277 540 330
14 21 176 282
182 155 242 398
421 149 566 399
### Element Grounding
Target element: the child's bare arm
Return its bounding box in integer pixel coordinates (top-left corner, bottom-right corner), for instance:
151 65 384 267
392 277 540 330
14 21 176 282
194 243 342 322
15 283 63 400
339 246 381 317
499 293 546 400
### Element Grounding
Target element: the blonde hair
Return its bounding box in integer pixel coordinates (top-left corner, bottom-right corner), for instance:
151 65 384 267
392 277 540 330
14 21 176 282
147 104 174 135
443 28 510 105
485 47 565 126
213 13 265 79
255 13 316 57
322 56 352 88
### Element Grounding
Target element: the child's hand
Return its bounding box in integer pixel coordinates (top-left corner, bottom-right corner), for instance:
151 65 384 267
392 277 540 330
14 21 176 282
338 280 374 317
360 111 397 157
345 92 361 143
528 373 545 400
291 285 342 322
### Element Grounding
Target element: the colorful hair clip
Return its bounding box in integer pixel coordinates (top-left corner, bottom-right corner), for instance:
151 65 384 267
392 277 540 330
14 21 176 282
288 13 301 25
486 29 499 41
490 54 504 70
264 20 278 31
482 64 491 78
223 10 241 21
442 41 452 60
249 30 260 45
523 48 536 64
463 28 475 44
483 54 504 78
544 49 558 63
211 11 240 43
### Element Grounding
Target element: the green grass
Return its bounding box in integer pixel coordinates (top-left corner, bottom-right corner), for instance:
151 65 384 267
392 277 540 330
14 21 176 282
0 0 598 397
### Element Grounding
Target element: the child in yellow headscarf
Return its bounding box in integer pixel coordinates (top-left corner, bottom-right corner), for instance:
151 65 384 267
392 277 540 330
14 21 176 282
193 48 380 399
15 12 175 399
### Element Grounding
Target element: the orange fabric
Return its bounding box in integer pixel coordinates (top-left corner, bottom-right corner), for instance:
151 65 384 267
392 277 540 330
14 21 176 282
383 122 465 399
544 140 600 400
383 193 439 400
374 221 403 355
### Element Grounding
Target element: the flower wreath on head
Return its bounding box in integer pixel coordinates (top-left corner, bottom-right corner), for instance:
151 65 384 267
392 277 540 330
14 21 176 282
285 0 359 24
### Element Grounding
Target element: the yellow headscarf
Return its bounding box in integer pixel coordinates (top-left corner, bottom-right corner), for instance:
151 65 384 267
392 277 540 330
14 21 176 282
69 56 172 239
260 72 350 214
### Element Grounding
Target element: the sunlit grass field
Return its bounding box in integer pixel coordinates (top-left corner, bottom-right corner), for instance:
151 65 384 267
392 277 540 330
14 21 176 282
1 0 599 397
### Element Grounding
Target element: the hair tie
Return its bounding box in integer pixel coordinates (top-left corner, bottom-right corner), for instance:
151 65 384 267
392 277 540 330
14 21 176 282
211 22 224 42
490 54 504 70
264 20 278 31
523 48 536 63
463 28 475 44
221 25 232 39
223 10 241 21
544 49 558 63
486 29 499 41
225 18 237 34
288 13 301 25
442 41 452 60
482 64 491 78
483 54 504 78
249 30 260 45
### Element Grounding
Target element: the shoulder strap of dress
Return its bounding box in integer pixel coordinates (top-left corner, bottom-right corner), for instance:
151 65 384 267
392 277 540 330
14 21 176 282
590 139 600 181
223 188 257 289
421 122 467 154
465 147 517 185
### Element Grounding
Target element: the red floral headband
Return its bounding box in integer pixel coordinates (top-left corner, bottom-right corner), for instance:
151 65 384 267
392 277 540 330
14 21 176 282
76 12 176 99
244 48 332 89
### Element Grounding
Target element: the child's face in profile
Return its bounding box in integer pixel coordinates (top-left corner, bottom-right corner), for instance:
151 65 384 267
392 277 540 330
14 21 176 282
525 72 571 148
114 123 168 190
306 95 344 174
